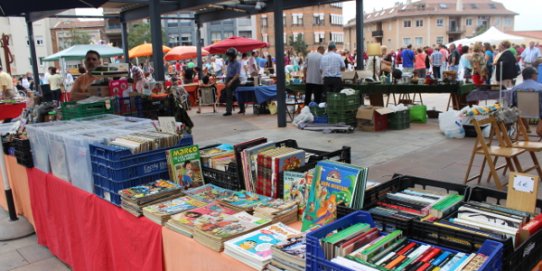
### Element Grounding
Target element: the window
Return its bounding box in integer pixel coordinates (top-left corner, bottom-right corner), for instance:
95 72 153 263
283 14 286 26
181 34 191 45
477 16 489 26
330 3 342 8
470 3 478 9
313 13 325 25
261 16 268 27
292 14 303 26
239 31 252 38
436 36 444 44
489 3 497 9
36 36 44 46
292 32 304 42
439 3 448 9
436 18 444 27
415 37 423 46
402 38 411 46
262 33 268 43
224 32 234 39
314 32 325 43
415 19 423 27
330 14 343 26
168 34 180 46
504 17 513 26
495 17 501 26
167 22 178 28
403 20 411 27
330 32 344 43
211 32 221 42
466 18 472 26
237 17 252 26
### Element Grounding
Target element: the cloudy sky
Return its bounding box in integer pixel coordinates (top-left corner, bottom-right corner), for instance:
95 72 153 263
343 0 541 31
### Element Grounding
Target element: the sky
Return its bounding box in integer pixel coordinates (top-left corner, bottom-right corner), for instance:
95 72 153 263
343 0 541 31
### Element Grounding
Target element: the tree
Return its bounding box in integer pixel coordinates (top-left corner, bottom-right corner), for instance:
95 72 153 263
475 23 489 36
61 29 92 49
128 22 168 49
288 34 308 57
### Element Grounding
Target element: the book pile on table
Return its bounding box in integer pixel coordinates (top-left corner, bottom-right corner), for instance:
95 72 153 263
119 180 182 216
224 222 300 270
219 190 272 212
165 202 237 237
301 160 368 232
368 187 464 222
255 147 306 198
183 183 235 203
324 224 491 271
264 234 306 271
435 201 531 247
193 211 272 252
142 196 207 225
253 198 298 224
109 131 181 154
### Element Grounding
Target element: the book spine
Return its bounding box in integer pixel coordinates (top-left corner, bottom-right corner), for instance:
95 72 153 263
463 203 525 222
378 202 425 215
468 201 530 218
361 230 402 260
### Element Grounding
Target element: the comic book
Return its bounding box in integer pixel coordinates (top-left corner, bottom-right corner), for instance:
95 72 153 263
301 161 368 232
219 190 272 212
165 202 237 237
142 196 207 225
184 183 235 203
165 145 204 189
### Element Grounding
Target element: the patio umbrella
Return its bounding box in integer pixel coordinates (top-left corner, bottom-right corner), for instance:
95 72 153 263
129 43 171 58
43 44 123 61
164 46 209 61
204 36 268 54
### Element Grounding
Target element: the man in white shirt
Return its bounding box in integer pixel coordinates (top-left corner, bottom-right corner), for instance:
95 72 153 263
521 42 541 68
214 57 224 78
303 46 325 105
320 43 345 94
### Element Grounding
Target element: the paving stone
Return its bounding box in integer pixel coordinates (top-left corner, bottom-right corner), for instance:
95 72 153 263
0 250 28 271
16 244 52 264
9 257 70 271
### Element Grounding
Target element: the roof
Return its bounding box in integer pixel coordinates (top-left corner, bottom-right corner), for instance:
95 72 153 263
43 44 123 61
358 0 517 24
53 20 105 29
507 31 542 41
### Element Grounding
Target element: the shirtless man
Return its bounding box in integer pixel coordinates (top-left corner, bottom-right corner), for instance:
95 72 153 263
71 50 101 101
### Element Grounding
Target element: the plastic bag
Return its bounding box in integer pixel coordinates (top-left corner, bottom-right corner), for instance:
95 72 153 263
293 107 314 127
409 105 427 123
439 110 465 138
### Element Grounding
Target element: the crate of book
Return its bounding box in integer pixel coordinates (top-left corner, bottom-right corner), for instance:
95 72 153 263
337 174 470 234
61 99 115 120
306 211 503 271
92 158 169 181
388 109 410 130
94 171 170 205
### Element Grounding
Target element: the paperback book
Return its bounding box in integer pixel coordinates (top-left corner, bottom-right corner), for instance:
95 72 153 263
166 145 204 189
165 202 237 237
142 196 207 225
184 183 235 203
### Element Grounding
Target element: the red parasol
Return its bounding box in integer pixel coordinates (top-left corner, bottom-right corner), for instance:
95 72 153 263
204 36 268 54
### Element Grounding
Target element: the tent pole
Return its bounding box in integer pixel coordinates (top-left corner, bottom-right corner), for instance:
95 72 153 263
274 0 286 127
355 0 365 70
120 14 130 64
149 0 165 81
196 16 203 80
25 14 41 94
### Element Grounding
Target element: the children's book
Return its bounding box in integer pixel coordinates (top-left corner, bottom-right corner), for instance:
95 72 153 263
283 170 310 217
119 179 182 205
184 183 234 203
166 202 238 237
166 145 204 189
219 190 272 211
142 196 207 225
195 211 272 240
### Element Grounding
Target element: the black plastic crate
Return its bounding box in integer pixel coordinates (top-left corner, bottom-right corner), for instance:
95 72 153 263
388 109 410 130
13 138 31 151
15 151 34 168
465 186 542 271
337 174 470 235
200 140 351 193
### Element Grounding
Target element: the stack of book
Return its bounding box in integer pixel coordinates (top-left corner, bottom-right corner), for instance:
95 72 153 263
109 131 181 154
142 196 207 225
119 180 183 216
200 144 234 168
439 201 530 246
253 198 298 224
224 222 300 270
301 160 368 232
240 141 276 192
321 225 491 271
519 213 542 243
256 147 306 198
266 234 306 271
193 211 272 252
219 190 272 212
165 202 237 237
371 188 464 220
184 183 235 203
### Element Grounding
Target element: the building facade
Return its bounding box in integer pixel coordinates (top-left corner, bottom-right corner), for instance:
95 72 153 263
255 3 344 56
162 12 197 47
344 0 516 52
50 20 106 52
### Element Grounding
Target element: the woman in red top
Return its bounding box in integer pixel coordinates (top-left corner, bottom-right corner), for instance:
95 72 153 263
414 48 427 78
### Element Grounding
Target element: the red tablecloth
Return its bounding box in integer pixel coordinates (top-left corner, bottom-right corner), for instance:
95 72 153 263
0 103 26 120
27 168 163 271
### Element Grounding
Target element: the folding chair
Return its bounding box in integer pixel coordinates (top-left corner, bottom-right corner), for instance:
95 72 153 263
197 86 217 114
464 115 527 190
173 86 190 111
516 91 542 141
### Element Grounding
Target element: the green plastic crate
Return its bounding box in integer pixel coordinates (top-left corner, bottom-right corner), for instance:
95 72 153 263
326 103 359 113
388 109 410 130
310 106 327 117
61 99 115 120
328 112 357 126
326 90 361 108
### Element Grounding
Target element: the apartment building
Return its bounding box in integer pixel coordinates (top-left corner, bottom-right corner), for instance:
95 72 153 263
255 3 344 56
50 20 106 52
344 0 516 52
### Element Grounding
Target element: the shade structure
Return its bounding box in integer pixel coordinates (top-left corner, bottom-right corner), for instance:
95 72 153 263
43 44 123 61
129 43 171 59
204 36 268 54
164 46 209 61
467 27 525 45
0 0 107 16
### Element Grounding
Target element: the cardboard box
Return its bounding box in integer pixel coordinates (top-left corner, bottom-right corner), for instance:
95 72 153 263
356 106 394 131
87 84 110 97
109 79 129 97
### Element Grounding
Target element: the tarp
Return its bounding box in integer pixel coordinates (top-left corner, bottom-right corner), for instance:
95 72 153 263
204 36 268 54
43 44 123 61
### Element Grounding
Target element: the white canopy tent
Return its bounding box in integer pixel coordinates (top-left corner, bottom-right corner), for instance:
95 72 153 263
448 27 526 47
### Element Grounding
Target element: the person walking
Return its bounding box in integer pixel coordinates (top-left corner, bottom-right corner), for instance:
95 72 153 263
303 46 325 105
448 44 460 72
48 67 64 104
470 43 487 86
430 47 443 79
484 43 494 85
223 48 243 116
414 48 427 78
401 45 415 73
320 43 345 95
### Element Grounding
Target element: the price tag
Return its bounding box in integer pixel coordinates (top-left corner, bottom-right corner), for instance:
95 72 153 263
513 175 535 193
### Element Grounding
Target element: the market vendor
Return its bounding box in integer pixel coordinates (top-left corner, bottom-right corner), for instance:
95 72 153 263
71 50 101 101
0 66 17 99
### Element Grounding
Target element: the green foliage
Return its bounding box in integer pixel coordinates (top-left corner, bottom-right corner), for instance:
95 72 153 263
62 29 92 49
288 34 309 57
475 24 489 36
127 22 168 49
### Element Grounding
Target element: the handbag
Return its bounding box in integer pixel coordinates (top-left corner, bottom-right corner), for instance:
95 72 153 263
380 60 392 73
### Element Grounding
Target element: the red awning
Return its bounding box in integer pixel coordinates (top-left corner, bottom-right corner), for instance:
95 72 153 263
204 36 268 54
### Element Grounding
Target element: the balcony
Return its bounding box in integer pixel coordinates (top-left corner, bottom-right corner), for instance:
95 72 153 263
447 27 465 34
372 30 384 37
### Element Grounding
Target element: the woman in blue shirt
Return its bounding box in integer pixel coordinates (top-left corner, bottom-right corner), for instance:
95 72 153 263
484 43 494 85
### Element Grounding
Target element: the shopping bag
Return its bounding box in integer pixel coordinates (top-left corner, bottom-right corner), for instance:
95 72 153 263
409 105 427 123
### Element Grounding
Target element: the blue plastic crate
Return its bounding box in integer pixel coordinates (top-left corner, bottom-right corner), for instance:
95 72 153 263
95 185 122 205
89 133 193 161
92 158 168 181
306 211 503 271
314 116 328 123
93 170 170 194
